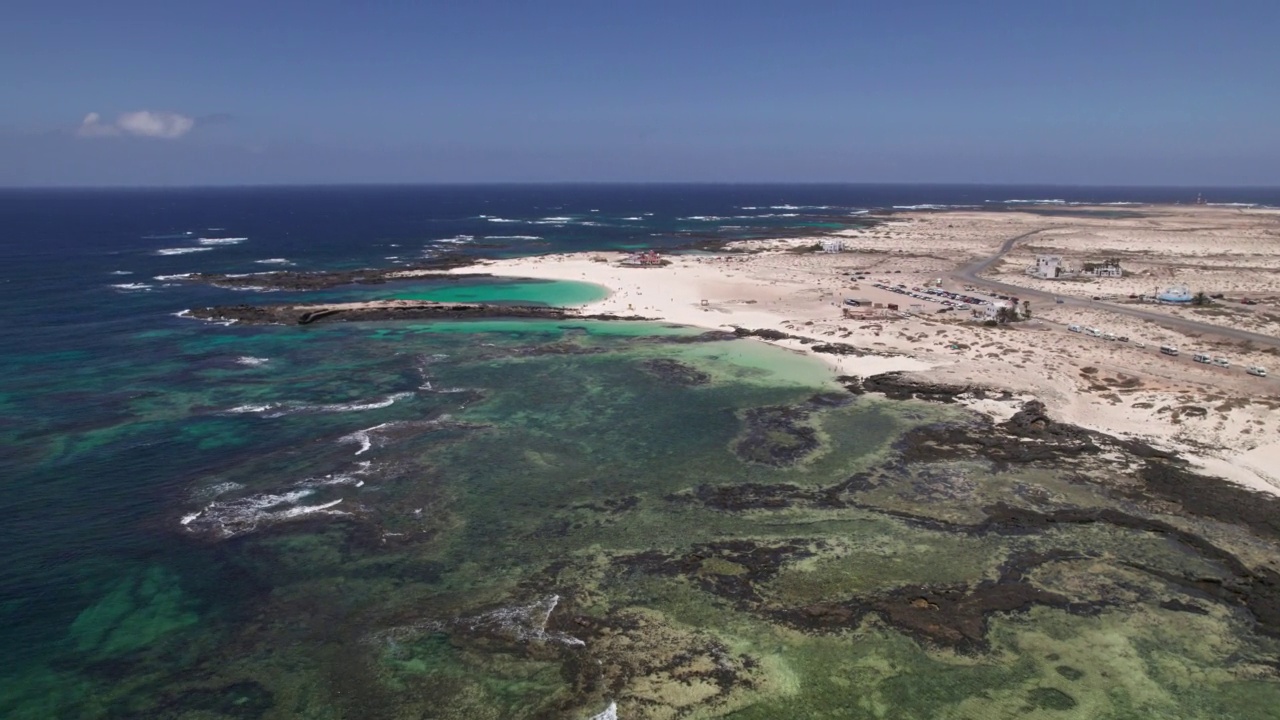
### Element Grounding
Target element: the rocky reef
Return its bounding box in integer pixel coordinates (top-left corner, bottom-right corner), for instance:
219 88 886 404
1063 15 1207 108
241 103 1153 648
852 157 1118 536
186 301 657 326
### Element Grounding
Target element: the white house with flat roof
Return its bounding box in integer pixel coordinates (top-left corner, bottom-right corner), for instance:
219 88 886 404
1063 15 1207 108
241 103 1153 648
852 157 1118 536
1029 255 1068 279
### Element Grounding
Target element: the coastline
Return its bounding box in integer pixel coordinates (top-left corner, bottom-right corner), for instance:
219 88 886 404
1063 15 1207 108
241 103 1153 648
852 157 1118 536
453 214 1280 499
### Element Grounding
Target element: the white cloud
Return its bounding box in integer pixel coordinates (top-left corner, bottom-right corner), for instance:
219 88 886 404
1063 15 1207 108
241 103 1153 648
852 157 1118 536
77 110 196 139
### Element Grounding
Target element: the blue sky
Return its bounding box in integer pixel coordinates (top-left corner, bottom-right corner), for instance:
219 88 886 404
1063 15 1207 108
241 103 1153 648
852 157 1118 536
2 0 1277 186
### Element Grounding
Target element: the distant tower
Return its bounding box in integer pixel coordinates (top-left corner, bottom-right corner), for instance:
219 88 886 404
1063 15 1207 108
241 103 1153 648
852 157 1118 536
1196 193 1206 205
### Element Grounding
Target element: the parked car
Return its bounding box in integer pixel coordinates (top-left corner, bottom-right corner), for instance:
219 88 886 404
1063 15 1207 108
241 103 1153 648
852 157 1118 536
1068 325 1082 333
1193 354 1211 364
1212 358 1230 368
1246 366 1268 377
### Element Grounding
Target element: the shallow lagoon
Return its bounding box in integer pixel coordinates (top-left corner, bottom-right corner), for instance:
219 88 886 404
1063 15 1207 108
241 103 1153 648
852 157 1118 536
5 315 1280 719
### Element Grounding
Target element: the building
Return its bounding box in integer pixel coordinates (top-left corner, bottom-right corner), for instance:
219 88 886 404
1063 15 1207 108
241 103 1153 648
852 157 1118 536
619 250 665 267
984 300 1012 319
1029 255 1067 279
821 239 844 253
1156 285 1193 303
1082 259 1123 278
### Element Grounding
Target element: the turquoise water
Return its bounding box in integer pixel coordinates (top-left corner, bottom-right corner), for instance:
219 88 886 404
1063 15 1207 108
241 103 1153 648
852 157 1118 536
389 279 609 306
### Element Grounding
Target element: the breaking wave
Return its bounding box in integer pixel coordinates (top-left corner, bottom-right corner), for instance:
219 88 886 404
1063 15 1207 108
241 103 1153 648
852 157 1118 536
987 198 1067 205
110 283 152 291
486 235 542 241
255 258 293 265
155 247 214 256
224 391 414 418
235 356 270 367
198 237 248 245
180 489 348 539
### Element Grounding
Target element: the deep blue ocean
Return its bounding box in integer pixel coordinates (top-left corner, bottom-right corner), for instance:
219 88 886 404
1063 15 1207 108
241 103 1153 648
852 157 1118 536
4 184 1280 719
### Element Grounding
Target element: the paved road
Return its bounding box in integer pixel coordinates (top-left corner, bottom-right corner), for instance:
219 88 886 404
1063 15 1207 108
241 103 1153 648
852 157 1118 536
951 228 1280 350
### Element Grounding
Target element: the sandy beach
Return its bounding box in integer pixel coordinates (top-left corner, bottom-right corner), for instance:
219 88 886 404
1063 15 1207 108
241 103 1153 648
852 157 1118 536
443 204 1280 497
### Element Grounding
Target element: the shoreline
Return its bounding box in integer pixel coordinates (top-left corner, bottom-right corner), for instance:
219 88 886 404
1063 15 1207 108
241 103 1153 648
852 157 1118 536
458 230 1280 498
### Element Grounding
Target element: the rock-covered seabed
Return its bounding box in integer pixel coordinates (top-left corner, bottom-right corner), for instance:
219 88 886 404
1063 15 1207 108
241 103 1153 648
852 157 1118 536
17 322 1280 720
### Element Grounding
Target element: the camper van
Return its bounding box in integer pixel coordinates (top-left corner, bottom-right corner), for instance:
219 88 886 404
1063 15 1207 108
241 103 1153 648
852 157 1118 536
1068 325 1082 333
1247 366 1268 378
1159 345 1179 356
1212 357 1230 368
1193 354 1211 364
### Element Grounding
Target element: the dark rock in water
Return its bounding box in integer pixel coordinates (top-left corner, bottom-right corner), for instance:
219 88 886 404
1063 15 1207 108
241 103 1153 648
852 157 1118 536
859 372 976 403
809 342 866 356
1026 687 1078 711
733 327 790 341
657 330 739 344
1134 460 1280 543
978 503 1280 639
640 358 712 386
1055 665 1086 681
734 405 820 467
186 302 658 326
1159 599 1209 615
616 539 818 606
776 578 1078 654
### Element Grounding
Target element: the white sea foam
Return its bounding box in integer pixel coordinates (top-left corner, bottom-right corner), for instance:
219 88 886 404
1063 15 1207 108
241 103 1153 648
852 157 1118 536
192 481 245 500
235 356 270 367
892 204 978 210
296 473 365 489
109 270 134 275
989 199 1067 205
182 488 348 539
486 235 542 241
682 215 728 221
434 235 476 244
224 391 413 418
110 283 152 291
485 217 522 223
255 258 293 265
536 216 574 223
340 423 391 455
154 273 193 281
1207 202 1260 208
198 237 248 245
588 703 618 720
620 216 642 221
156 247 214 256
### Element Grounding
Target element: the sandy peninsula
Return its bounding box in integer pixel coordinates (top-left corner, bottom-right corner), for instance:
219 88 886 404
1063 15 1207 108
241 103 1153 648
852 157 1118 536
447 204 1280 497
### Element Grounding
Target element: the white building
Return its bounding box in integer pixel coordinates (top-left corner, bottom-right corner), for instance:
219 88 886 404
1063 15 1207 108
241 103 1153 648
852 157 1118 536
821 239 844 253
984 300 1012 319
1029 255 1068 279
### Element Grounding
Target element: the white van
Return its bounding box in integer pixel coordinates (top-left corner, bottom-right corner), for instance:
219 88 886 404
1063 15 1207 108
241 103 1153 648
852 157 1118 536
1247 366 1268 377
1193 354 1211 364
1212 357 1230 368
1068 324 1082 333
1159 345 1179 356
